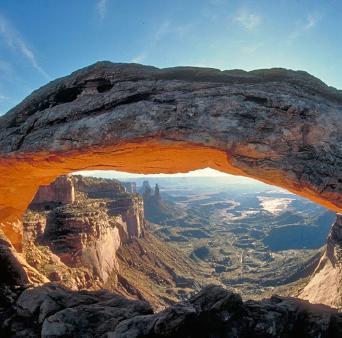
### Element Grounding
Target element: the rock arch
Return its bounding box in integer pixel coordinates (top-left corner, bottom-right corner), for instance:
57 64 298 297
0 62 341 251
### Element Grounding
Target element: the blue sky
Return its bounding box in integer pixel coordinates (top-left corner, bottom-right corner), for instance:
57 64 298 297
0 0 341 115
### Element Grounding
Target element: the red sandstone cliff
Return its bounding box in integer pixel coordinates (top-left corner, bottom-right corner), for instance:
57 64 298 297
31 175 75 205
24 175 145 287
21 175 199 308
299 214 342 308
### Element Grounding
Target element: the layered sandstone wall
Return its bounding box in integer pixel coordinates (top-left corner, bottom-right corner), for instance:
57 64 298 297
31 175 75 205
72 175 125 198
299 214 342 308
22 175 145 286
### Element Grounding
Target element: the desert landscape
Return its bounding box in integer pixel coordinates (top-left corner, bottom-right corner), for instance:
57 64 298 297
0 172 339 336
140 176 336 298
0 2 341 336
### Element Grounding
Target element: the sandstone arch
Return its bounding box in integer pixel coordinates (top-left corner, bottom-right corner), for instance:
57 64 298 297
0 62 341 250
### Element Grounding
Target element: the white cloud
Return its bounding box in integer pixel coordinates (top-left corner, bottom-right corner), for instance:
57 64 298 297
96 0 108 20
0 14 50 80
153 21 171 43
303 13 321 30
130 20 171 63
130 20 195 64
286 12 322 45
131 52 147 64
0 93 7 101
233 9 262 31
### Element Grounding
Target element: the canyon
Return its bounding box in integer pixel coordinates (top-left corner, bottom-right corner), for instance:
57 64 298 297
1 173 342 337
21 175 201 308
0 62 341 337
139 176 336 300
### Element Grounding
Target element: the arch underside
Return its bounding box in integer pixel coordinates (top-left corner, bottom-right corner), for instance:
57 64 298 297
0 139 340 251
0 62 341 249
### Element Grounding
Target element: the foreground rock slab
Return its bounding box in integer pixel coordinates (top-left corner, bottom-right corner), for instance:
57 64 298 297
1 284 153 337
1 284 342 338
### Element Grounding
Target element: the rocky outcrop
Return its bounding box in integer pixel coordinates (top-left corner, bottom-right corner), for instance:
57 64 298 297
122 182 137 193
107 194 145 240
19 174 206 309
141 180 182 224
1 284 342 338
300 214 342 308
42 203 122 283
114 285 342 338
142 182 161 220
0 229 49 315
1 283 153 338
0 231 29 288
22 175 145 288
30 175 75 205
0 62 341 309
72 175 125 198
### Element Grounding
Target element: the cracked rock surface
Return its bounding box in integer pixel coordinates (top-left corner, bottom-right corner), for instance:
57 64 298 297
1 284 342 338
0 62 341 213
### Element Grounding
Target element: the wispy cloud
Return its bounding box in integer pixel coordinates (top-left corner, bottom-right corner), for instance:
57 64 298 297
154 21 171 42
131 20 195 63
131 20 171 63
286 12 322 45
233 8 262 31
96 0 108 20
131 52 147 64
303 13 321 30
0 14 50 80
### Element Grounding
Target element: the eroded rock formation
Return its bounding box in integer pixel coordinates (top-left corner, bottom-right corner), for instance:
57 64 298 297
23 175 145 287
18 175 202 310
0 62 341 310
300 214 342 308
122 182 137 193
31 175 75 205
2 284 342 337
141 180 180 224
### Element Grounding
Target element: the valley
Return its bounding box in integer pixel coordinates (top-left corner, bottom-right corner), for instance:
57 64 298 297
1 172 337 336
21 175 208 311
136 176 336 299
20 172 336 308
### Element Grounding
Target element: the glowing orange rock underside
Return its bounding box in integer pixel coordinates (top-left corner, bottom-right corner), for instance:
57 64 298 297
0 139 340 251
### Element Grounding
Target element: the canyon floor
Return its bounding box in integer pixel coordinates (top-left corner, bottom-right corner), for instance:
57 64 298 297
140 176 335 299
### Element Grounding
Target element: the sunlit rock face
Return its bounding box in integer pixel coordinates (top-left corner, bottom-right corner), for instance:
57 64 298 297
300 214 342 308
23 175 145 287
0 62 341 308
31 175 75 205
